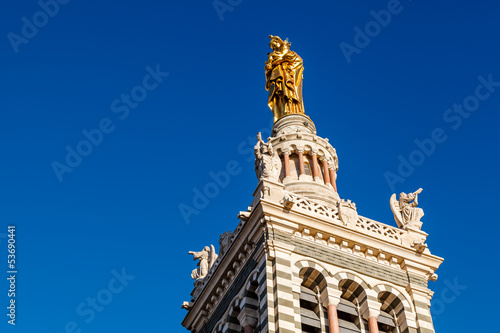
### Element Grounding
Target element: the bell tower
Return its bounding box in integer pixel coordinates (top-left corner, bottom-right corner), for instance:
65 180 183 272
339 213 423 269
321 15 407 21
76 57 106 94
181 36 443 333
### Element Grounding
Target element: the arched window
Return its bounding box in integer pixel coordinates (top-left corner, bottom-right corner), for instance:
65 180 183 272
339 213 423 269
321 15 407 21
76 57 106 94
377 291 407 333
289 154 301 180
300 285 323 333
304 157 312 176
226 304 242 333
299 267 329 333
337 279 368 333
318 158 326 181
279 155 286 182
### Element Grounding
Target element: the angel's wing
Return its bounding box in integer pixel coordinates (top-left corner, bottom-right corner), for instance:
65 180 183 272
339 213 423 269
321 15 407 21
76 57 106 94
390 193 404 228
209 244 218 268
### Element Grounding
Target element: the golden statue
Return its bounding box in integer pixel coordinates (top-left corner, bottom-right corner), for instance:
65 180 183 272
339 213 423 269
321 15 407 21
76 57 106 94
265 35 305 122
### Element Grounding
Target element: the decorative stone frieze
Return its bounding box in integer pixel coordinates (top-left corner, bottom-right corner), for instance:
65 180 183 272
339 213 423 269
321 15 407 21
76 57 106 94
290 226 408 272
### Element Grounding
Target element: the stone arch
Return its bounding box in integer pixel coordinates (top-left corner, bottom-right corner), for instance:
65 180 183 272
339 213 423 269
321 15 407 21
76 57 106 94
212 321 224 333
330 272 372 333
372 284 413 313
293 260 332 332
294 259 332 292
243 270 259 294
224 298 242 333
293 259 342 317
333 272 373 323
288 144 299 153
317 148 327 159
216 270 262 333
331 272 370 291
240 270 260 322
303 144 314 153
373 284 416 333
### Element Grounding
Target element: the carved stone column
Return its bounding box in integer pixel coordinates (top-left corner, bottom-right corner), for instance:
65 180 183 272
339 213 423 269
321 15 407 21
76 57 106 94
283 150 290 178
363 306 381 333
327 304 340 333
321 290 342 333
368 316 379 333
311 151 320 180
323 159 331 185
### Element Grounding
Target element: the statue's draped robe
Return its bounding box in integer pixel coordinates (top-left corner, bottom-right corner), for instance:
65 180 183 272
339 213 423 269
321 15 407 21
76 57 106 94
399 198 424 224
266 50 304 122
190 251 209 280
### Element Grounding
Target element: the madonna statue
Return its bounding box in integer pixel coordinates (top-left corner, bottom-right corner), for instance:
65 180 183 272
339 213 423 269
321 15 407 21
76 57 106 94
265 35 305 122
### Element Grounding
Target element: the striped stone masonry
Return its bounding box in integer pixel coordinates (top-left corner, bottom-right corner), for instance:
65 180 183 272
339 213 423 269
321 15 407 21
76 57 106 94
183 113 443 333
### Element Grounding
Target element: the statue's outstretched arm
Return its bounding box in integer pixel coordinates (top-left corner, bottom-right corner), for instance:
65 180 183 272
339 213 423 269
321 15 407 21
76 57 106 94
189 251 202 260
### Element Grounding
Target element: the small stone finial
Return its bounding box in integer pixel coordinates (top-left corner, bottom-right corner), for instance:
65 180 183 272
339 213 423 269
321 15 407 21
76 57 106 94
390 188 424 230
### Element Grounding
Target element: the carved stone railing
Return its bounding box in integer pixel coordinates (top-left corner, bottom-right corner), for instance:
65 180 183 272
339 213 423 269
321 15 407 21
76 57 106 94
355 216 406 243
291 194 340 220
287 193 408 246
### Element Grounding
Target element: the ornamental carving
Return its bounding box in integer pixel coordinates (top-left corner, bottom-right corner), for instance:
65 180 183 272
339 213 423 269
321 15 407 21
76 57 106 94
338 199 358 226
254 132 281 181
189 245 218 282
390 188 424 230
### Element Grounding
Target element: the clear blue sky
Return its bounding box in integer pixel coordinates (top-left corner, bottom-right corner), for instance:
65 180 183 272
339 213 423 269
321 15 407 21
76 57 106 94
1 0 498 332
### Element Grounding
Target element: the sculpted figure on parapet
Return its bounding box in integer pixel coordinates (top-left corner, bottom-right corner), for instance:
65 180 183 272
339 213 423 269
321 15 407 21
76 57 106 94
219 231 232 257
254 132 281 181
390 188 425 230
265 35 305 122
188 245 218 281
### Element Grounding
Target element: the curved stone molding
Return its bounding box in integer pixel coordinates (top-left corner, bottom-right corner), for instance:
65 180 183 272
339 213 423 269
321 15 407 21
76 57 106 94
372 284 414 314
332 272 371 290
272 114 317 136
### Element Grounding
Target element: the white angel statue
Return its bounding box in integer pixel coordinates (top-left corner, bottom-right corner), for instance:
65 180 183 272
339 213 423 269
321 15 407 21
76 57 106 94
189 245 218 281
390 188 424 230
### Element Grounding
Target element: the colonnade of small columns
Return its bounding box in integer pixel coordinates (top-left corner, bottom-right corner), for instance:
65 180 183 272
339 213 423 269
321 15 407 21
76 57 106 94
215 279 411 333
222 296 394 333
323 291 400 333
281 148 338 192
